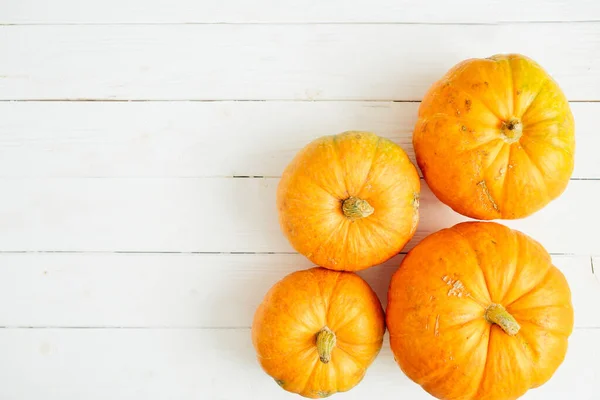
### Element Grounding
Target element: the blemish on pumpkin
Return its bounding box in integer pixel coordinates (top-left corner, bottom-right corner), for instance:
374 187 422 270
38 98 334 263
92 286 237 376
448 281 465 297
412 193 420 209
434 315 440 337
275 379 285 387
495 166 506 180
478 180 499 212
464 99 471 112
516 89 522 95
442 276 470 298
317 391 333 398
461 125 467 132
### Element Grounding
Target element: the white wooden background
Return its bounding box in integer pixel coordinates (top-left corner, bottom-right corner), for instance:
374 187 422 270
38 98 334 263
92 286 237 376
1 1 599 399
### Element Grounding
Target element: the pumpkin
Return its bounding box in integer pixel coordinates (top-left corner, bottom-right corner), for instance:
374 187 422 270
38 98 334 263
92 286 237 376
252 267 385 398
277 131 420 271
387 222 573 400
413 54 575 220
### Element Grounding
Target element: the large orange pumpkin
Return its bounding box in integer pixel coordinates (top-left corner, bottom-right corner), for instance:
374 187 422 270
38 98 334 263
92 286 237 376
277 131 420 271
252 267 385 398
414 54 575 220
387 222 573 400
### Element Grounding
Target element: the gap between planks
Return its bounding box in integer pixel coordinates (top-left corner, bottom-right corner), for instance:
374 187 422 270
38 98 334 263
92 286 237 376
1 21 600 27
0 99 599 103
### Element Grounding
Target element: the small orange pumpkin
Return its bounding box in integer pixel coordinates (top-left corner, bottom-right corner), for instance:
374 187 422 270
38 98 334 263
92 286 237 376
252 267 385 398
414 54 575 219
387 222 573 400
278 131 420 271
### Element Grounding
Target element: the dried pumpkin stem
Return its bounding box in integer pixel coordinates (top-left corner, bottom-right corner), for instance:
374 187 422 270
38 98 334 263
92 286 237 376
316 326 336 364
342 196 374 220
485 303 521 336
501 118 523 143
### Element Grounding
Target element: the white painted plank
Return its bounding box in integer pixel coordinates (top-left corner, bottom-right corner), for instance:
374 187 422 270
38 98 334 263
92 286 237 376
1 0 598 23
1 24 599 100
0 254 595 328
0 328 597 399
0 101 597 178
0 177 596 254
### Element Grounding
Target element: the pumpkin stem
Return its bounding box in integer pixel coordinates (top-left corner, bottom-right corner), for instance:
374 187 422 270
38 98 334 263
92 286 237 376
316 326 336 364
342 197 374 220
485 303 521 336
501 118 523 143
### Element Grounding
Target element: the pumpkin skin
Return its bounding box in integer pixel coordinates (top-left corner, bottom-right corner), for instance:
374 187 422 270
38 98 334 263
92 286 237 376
387 222 573 400
252 267 385 398
277 131 420 271
414 54 575 220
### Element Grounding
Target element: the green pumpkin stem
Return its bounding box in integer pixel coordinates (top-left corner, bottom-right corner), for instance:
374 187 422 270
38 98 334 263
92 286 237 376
342 197 374 220
316 326 336 364
485 303 521 336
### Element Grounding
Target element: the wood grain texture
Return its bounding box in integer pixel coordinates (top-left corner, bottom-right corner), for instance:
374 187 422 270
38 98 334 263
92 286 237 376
1 23 599 100
0 101 597 178
2 0 598 23
0 177 595 254
0 253 596 328
0 328 597 400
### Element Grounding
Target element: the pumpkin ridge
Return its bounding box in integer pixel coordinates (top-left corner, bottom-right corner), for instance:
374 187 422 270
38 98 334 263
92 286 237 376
421 111 499 129
300 356 321 397
330 309 363 335
518 143 551 197
355 136 382 196
262 300 315 333
331 135 350 198
508 330 538 394
334 342 367 370
509 303 572 313
508 56 517 116
521 134 574 158
491 228 520 303
457 136 503 156
356 219 398 262
516 319 570 339
326 272 345 318
309 268 328 319
520 115 560 132
450 227 494 304
338 222 352 268
520 77 550 119
475 327 495 398
417 320 491 394
499 143 515 218
309 219 348 268
505 265 554 307
334 336 384 347
447 77 504 121
481 143 510 213
359 176 412 200
480 139 506 169
420 330 486 400
365 215 405 244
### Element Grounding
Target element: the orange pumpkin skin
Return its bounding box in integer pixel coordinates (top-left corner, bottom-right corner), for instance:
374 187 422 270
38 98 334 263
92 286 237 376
277 131 420 271
252 267 385 398
414 54 575 220
387 222 573 400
